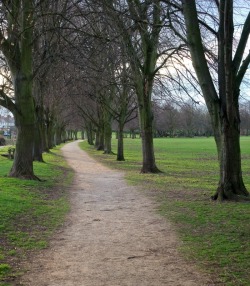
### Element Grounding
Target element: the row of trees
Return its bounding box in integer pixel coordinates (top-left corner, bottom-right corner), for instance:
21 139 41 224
0 1 250 201
120 99 250 138
154 100 250 138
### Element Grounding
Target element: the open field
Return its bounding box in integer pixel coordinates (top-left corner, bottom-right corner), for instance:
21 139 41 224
0 146 73 285
80 137 250 286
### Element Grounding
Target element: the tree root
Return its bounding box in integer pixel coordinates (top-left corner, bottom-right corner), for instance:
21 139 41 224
211 185 250 202
140 166 163 174
103 151 115 155
9 172 41 181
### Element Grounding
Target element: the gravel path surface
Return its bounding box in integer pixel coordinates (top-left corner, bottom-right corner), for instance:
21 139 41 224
19 140 215 286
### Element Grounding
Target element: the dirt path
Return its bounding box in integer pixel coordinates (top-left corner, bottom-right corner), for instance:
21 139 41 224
19 141 215 286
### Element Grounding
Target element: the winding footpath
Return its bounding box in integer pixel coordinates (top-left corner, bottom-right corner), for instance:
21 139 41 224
19 140 215 286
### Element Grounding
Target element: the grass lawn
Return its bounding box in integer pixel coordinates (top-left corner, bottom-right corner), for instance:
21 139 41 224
0 145 73 286
80 136 250 286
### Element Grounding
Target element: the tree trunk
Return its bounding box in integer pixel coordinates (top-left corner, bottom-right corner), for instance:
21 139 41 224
95 128 100 148
103 112 113 154
69 130 74 140
117 123 125 161
33 122 44 162
66 130 70 140
212 108 249 201
62 130 66 143
138 78 160 173
81 130 85 140
55 126 63 145
47 122 55 149
42 122 49 152
33 106 44 162
9 67 37 178
86 123 94 145
9 112 37 179
73 130 78 140
95 126 104 150
7 0 38 179
40 110 49 152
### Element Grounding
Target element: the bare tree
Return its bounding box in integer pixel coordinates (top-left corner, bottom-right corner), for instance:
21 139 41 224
171 0 250 200
0 1 38 179
100 0 182 172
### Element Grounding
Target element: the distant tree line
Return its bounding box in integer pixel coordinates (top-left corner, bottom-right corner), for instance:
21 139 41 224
120 99 250 139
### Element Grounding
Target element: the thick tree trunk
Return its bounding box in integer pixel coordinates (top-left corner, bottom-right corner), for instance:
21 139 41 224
103 113 113 154
86 123 94 145
117 123 125 161
33 123 44 162
47 123 55 149
9 115 37 179
55 126 63 145
7 0 38 179
66 130 70 140
138 78 160 173
95 126 104 150
95 129 100 148
40 110 49 152
61 130 66 143
44 110 54 150
42 125 49 152
214 1 249 201
212 115 249 201
33 106 44 162
42 123 49 152
55 129 60 145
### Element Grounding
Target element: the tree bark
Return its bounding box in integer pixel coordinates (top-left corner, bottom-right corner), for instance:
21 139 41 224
95 128 100 148
103 111 113 154
86 123 94 146
117 123 125 161
40 108 49 152
138 76 160 173
10 108 36 179
33 105 45 162
33 122 44 162
95 125 104 150
55 125 63 145
47 121 55 149
213 118 248 200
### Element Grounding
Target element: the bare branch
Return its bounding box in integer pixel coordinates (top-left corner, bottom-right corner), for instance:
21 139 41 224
233 12 250 74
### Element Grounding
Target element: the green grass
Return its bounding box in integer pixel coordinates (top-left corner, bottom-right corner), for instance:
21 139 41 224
0 145 73 285
80 137 250 286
